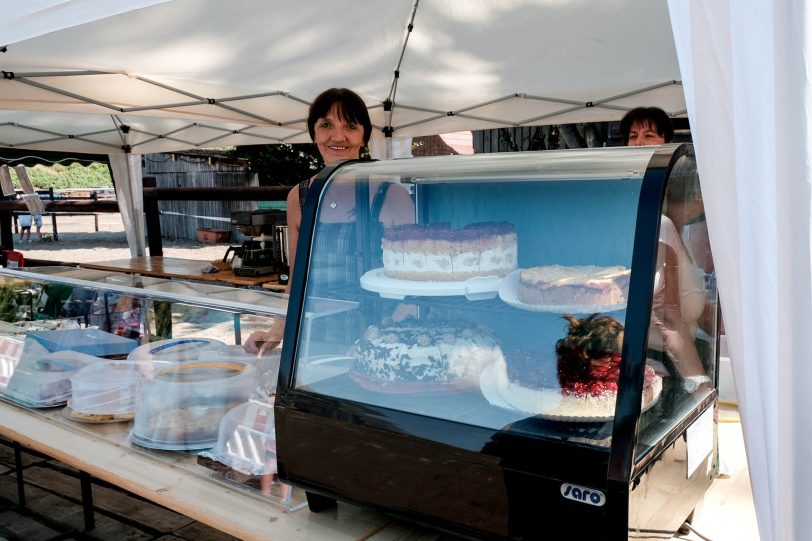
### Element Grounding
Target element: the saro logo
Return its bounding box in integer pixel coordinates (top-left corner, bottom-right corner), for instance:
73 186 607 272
560 483 606 507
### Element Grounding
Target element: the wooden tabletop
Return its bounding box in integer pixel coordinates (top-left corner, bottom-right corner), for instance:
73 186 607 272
0 401 396 541
79 256 282 288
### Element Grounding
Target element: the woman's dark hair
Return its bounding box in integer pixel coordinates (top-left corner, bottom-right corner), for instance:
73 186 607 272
307 88 372 144
620 107 674 144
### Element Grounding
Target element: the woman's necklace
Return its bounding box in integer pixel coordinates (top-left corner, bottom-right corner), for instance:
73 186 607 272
330 200 337 209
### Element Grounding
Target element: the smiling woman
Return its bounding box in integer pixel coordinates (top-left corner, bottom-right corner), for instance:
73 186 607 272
243 88 415 354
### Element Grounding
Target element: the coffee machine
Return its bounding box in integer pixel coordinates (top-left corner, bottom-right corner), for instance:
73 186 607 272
226 210 288 277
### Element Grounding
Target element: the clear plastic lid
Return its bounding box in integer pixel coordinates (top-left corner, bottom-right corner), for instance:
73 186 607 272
2 341 103 408
127 337 230 362
131 360 256 451
27 327 138 357
70 360 171 415
205 399 277 476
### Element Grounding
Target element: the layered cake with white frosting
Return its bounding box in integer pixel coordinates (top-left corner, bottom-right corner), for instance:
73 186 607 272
352 318 503 392
381 222 517 281
517 265 631 306
490 315 661 419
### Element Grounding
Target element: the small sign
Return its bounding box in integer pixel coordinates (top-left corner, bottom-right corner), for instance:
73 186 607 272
560 483 606 507
686 406 714 477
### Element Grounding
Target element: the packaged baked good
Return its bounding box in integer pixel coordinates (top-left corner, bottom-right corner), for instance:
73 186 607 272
131 360 256 450
2 344 103 408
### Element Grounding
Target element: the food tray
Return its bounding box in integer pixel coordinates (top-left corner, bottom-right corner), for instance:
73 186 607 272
27 328 138 357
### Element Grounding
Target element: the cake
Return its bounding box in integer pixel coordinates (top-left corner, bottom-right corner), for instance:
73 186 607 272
351 318 503 392
381 222 517 281
490 315 661 419
517 265 631 306
131 361 255 449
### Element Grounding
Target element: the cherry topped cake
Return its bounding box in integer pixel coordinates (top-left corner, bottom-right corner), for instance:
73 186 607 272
381 221 517 281
490 314 661 419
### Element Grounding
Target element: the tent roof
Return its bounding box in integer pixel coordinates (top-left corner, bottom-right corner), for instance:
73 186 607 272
0 0 684 155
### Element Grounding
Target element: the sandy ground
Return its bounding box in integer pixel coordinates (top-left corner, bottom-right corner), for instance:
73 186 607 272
13 213 230 264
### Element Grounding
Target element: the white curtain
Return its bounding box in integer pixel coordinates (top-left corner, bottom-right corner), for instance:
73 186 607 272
668 2 812 540
108 153 146 257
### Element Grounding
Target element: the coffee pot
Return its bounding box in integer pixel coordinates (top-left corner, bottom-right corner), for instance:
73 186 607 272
222 245 244 270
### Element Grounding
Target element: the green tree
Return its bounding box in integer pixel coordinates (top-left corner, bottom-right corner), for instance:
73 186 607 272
12 163 113 189
227 144 324 186
497 122 611 151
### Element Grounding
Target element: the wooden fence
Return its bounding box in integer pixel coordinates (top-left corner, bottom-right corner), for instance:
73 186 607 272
142 154 259 243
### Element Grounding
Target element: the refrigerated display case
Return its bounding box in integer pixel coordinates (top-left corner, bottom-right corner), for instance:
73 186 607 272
275 144 720 539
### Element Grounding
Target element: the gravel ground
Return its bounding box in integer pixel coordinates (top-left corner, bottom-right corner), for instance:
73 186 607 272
13 213 230 264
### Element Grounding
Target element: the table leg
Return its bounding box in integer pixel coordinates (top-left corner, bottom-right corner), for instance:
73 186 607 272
79 471 95 531
13 441 25 506
51 213 58 241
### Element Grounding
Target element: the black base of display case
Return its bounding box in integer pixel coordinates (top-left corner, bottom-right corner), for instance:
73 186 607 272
277 398 716 541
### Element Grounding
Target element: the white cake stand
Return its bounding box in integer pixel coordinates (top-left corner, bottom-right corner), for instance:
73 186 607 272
360 268 502 301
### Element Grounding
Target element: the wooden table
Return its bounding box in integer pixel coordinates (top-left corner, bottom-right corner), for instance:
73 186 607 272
79 256 283 289
0 400 403 541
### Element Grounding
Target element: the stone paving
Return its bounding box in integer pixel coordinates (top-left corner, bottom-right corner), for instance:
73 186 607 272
0 439 239 541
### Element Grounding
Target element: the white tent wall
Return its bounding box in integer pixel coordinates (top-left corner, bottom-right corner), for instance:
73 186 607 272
108 153 146 257
0 0 169 46
0 0 684 153
669 2 812 540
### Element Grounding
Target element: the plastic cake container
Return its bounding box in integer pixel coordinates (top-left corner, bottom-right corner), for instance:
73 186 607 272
206 399 278 475
2 346 104 408
131 360 256 451
70 360 171 415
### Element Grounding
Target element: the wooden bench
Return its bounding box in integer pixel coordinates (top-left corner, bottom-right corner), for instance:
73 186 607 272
13 211 100 241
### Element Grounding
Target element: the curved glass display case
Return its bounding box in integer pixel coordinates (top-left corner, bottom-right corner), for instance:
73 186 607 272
276 144 720 539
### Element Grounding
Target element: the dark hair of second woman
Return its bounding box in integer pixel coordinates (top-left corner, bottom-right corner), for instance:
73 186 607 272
620 107 674 145
306 88 372 144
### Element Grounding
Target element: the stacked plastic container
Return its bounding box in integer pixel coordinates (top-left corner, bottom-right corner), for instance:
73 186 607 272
70 361 170 416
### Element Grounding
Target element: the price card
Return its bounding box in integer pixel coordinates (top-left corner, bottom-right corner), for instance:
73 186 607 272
686 405 714 478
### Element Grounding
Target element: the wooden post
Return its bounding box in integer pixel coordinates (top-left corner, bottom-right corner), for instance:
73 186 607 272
143 176 163 256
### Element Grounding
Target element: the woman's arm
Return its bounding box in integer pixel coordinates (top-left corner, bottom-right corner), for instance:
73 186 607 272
655 243 706 379
244 185 300 355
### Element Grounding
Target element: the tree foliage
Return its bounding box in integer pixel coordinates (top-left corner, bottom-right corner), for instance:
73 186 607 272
227 144 324 186
9 163 112 189
497 122 611 151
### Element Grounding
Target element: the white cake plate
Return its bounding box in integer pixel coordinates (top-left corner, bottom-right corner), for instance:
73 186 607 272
480 362 661 423
497 269 627 314
360 268 501 301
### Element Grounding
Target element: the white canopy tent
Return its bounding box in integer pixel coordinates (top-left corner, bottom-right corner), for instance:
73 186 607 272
0 0 684 255
0 2 798 539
